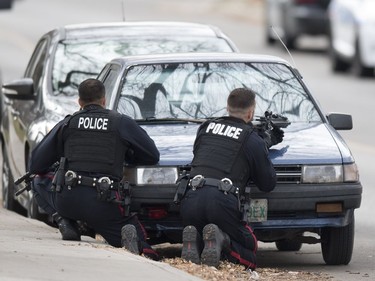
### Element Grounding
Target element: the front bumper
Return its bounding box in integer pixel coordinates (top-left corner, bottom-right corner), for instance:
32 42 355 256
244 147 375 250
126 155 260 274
131 182 362 243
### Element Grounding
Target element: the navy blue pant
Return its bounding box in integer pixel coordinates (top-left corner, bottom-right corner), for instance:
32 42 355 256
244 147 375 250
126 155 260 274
55 184 157 258
32 176 157 258
32 173 56 216
180 186 258 270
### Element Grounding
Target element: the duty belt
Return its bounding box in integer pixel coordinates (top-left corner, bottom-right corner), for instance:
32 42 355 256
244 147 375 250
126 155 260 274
64 170 121 189
190 175 239 195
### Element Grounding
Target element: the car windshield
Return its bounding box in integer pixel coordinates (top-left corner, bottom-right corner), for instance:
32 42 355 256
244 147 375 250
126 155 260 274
52 38 233 96
116 62 322 123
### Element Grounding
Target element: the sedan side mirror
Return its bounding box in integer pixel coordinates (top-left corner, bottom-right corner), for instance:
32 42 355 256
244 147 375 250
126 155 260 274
327 113 353 130
2 78 35 100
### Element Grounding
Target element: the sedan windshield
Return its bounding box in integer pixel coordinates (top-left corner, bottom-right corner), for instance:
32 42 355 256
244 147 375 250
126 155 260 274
52 38 233 96
116 62 322 123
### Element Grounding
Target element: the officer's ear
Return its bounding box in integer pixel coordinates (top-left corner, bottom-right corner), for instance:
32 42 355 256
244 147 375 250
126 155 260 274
101 97 106 106
247 106 255 122
78 98 84 108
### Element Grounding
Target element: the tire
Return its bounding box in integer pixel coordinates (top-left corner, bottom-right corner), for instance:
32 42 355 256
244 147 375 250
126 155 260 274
321 216 355 265
266 30 276 45
281 7 296 50
352 41 374 77
2 148 16 210
275 239 302 251
284 35 296 50
329 43 350 72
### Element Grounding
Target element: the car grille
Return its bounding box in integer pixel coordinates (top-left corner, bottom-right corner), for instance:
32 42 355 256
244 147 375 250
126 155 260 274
178 165 302 184
275 165 302 184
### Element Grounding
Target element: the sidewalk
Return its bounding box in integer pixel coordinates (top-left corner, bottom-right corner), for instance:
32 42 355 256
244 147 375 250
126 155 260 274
0 208 201 281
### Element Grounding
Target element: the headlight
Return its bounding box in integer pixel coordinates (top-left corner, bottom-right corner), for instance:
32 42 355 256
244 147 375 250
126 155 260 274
302 165 342 183
302 164 359 183
136 167 178 185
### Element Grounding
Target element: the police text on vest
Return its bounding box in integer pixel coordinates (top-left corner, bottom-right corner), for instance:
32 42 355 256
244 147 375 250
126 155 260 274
206 122 242 139
78 117 109 130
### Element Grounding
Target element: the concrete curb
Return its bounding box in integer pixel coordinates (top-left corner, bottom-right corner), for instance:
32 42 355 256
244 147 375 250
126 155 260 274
0 208 202 281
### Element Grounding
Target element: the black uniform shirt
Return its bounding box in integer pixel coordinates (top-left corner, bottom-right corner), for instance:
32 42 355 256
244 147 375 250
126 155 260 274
29 104 159 174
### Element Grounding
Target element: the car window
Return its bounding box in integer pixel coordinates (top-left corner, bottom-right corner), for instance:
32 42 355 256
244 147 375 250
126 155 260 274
116 62 321 123
100 64 121 107
24 38 48 91
51 37 233 97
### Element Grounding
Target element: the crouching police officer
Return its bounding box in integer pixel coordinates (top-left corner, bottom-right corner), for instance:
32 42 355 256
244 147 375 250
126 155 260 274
29 78 160 259
179 88 281 270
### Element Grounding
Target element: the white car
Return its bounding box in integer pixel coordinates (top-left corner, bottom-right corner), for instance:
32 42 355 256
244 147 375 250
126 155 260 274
329 0 375 77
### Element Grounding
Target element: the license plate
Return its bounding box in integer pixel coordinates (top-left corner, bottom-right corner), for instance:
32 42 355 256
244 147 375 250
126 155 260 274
244 199 268 222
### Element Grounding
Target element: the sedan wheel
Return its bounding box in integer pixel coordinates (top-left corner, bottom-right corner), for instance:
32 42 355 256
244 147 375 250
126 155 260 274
2 149 15 210
329 38 350 72
321 215 354 265
352 41 374 77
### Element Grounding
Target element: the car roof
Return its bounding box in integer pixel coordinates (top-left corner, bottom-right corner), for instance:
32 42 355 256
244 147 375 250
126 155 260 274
108 52 291 67
55 21 233 40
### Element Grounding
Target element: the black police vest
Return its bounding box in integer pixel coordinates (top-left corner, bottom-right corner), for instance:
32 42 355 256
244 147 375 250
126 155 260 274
190 117 253 188
63 108 128 179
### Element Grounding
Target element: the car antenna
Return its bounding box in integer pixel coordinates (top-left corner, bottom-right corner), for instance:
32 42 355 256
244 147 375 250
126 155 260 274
270 25 302 78
121 0 126 21
270 25 297 69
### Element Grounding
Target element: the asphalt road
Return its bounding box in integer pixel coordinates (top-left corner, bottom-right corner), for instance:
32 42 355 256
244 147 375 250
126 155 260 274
0 0 374 280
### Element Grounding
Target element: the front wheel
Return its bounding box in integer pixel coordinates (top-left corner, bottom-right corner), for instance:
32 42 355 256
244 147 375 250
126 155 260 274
2 148 16 210
352 41 374 77
321 215 355 265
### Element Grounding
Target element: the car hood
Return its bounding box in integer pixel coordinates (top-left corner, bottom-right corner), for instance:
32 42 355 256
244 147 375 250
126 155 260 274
144 122 354 166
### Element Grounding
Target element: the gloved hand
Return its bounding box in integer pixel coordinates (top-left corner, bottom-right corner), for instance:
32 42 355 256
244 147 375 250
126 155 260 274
258 127 284 148
270 126 284 147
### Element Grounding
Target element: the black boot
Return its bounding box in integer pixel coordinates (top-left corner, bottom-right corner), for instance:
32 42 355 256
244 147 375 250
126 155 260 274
52 213 81 241
75 220 96 239
181 225 203 264
201 224 230 267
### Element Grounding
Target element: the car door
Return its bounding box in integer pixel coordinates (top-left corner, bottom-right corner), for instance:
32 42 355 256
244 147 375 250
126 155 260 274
8 38 49 177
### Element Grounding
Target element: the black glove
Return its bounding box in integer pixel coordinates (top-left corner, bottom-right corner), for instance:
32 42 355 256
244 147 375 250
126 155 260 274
270 126 284 147
258 127 284 148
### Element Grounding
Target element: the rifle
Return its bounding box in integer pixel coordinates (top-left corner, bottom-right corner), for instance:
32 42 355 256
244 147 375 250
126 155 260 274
254 111 291 132
14 172 36 196
14 162 59 196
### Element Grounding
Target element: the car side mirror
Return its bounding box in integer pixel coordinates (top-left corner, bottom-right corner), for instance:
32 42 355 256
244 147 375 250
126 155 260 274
2 78 35 100
327 113 353 130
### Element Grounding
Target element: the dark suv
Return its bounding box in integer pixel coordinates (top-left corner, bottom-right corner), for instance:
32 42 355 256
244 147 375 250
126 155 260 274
0 21 238 219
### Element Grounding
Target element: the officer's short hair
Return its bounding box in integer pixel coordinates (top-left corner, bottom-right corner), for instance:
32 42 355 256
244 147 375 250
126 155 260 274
227 88 256 114
78 78 105 103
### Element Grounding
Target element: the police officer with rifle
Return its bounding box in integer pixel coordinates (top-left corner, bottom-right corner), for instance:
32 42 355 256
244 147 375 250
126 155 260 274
178 88 286 272
28 78 160 259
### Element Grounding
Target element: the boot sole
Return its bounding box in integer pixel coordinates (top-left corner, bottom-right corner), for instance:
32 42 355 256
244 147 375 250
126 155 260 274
121 225 140 254
181 226 200 264
201 224 221 267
